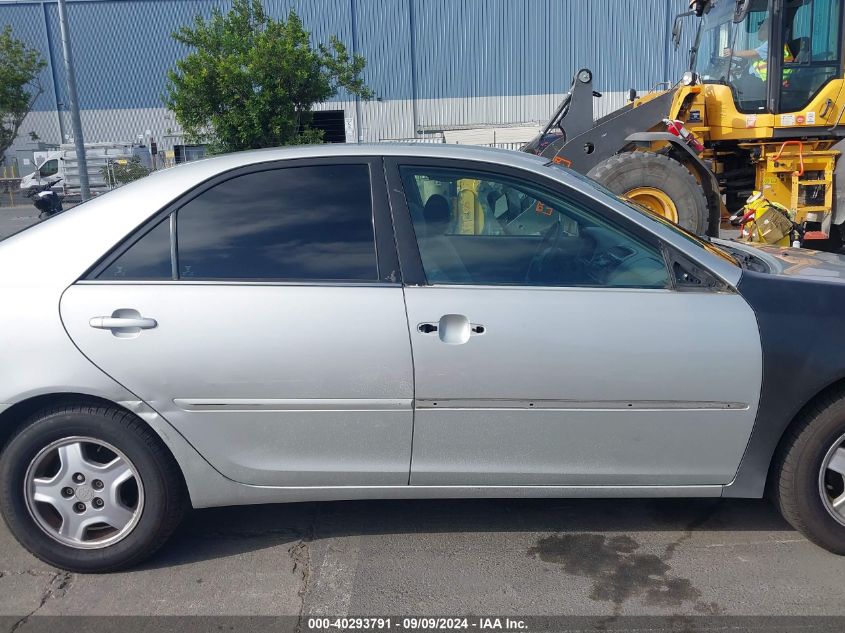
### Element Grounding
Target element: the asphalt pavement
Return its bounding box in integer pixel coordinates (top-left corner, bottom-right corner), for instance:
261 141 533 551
0 205 39 241
2 497 845 624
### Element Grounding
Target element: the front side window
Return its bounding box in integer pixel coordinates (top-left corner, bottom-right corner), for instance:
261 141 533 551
39 159 59 178
176 164 378 281
399 166 670 289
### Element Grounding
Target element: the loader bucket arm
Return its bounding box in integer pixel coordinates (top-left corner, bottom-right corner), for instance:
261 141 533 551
535 87 679 173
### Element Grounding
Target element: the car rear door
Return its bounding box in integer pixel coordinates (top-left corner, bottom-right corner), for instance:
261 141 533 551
387 158 762 487
60 157 415 487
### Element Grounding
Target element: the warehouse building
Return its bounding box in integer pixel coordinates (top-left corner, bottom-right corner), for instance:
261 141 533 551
2 0 692 165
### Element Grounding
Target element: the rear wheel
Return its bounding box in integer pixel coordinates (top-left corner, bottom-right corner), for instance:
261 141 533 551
587 151 709 234
0 403 186 572
772 389 845 554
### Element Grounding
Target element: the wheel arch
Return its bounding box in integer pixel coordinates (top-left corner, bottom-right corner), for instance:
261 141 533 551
765 375 845 490
0 392 189 497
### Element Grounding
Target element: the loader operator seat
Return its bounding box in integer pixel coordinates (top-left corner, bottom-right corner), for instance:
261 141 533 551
417 194 472 284
781 37 818 111
788 38 810 63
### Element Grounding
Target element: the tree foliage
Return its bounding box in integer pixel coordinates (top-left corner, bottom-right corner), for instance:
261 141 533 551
165 0 373 153
0 26 46 162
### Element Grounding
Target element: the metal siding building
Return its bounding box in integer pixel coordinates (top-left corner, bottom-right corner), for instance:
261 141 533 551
1 0 693 158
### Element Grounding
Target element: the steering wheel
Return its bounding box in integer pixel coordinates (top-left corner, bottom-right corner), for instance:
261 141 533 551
525 220 564 283
706 55 750 82
728 55 751 81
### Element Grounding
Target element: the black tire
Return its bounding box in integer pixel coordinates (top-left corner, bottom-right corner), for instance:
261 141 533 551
0 402 186 572
587 151 710 235
771 389 845 554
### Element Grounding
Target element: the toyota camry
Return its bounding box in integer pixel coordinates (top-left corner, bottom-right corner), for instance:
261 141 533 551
2 144 845 572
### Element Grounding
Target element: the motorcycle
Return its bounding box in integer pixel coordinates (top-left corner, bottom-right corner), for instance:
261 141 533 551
26 179 64 219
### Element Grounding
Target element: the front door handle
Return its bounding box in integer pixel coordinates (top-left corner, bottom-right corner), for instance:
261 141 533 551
418 314 486 345
89 309 157 338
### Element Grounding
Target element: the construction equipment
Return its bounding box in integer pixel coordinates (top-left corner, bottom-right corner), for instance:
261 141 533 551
523 0 845 249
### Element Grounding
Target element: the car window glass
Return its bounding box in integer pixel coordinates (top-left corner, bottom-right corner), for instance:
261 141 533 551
399 166 669 289
39 160 58 177
97 217 172 280
547 163 739 267
176 164 377 281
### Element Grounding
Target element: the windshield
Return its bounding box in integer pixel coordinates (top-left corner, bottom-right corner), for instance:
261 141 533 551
693 0 771 112
547 162 739 267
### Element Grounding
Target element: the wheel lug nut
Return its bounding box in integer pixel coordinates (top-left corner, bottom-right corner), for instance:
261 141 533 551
61 487 74 498
73 502 86 513
92 497 104 509
92 479 104 490
72 473 85 484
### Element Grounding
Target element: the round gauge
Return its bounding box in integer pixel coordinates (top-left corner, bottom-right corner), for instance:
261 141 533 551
577 69 592 84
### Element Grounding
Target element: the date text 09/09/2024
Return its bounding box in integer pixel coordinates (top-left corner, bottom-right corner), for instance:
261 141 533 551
307 618 529 631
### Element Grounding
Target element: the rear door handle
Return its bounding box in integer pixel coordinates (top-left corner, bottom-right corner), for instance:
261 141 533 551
89 309 157 338
89 317 157 330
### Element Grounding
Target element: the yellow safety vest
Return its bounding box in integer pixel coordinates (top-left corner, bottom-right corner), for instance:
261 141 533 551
751 45 795 81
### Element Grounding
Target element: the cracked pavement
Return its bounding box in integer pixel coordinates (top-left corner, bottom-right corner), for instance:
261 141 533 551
2 497 845 624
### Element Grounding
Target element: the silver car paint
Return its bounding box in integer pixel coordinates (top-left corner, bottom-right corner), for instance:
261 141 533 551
0 286 232 508
0 144 757 507
404 285 761 486
61 283 414 486
715 238 845 283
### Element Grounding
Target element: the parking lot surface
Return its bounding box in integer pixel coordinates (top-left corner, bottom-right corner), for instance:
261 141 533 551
2 497 845 624
0 206 38 240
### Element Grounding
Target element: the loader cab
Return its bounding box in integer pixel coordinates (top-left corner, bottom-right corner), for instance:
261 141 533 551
692 0 843 114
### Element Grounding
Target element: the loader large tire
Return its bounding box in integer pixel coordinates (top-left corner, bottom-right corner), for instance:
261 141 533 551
588 152 709 235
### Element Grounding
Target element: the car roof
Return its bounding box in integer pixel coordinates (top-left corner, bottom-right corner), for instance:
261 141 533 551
175 142 548 174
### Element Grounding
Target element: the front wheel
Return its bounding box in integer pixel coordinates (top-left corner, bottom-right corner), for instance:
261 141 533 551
771 390 845 554
587 151 710 235
0 403 186 572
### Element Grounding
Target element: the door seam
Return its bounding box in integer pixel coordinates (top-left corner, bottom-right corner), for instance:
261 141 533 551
401 285 417 485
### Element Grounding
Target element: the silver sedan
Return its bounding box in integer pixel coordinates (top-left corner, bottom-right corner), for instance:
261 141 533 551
2 144 845 572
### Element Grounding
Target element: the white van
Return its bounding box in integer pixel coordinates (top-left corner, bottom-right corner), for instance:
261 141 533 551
19 143 153 198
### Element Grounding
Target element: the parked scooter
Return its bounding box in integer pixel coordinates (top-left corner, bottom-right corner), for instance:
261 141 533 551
27 179 63 220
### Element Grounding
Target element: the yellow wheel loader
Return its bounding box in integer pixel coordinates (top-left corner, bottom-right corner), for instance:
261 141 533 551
523 0 845 249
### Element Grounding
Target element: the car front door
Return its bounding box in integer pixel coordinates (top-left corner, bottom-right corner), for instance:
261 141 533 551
388 159 762 487
60 158 414 487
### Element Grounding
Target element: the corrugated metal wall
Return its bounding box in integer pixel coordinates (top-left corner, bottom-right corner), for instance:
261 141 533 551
2 0 695 154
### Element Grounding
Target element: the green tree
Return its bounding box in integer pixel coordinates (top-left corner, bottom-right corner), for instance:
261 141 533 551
0 26 46 162
165 0 373 153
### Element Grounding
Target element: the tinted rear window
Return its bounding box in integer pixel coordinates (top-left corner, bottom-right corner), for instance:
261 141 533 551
176 164 377 280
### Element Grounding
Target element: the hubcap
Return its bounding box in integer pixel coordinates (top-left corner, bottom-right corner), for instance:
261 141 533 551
23 437 144 549
624 187 680 223
820 433 845 527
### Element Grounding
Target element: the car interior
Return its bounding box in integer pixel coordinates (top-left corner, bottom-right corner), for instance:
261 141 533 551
400 168 670 289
